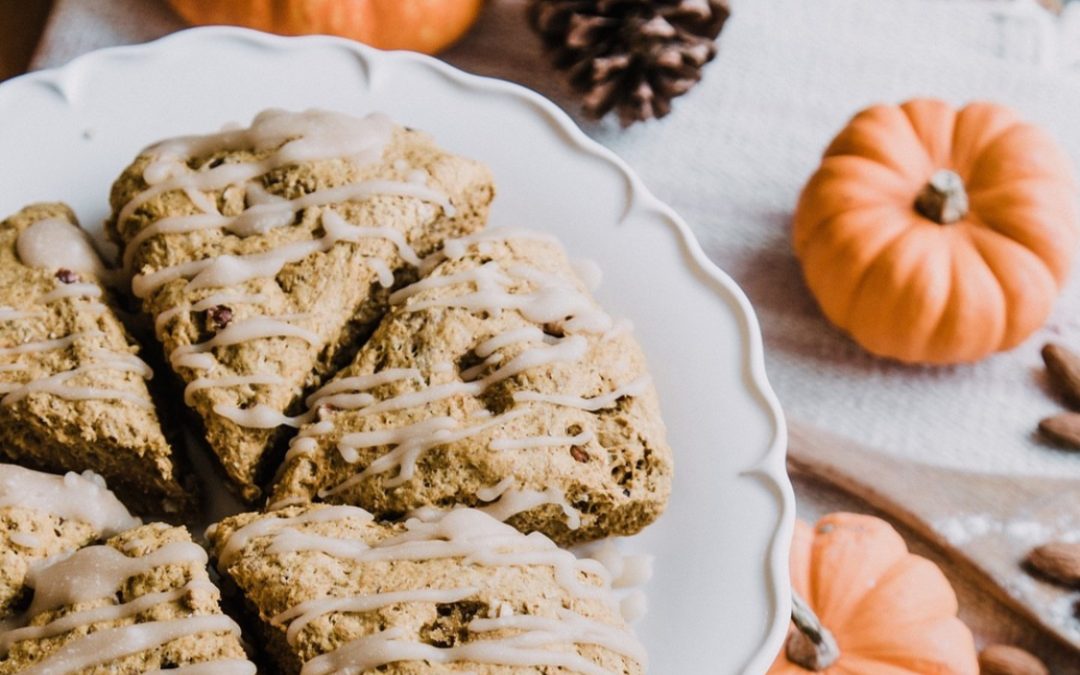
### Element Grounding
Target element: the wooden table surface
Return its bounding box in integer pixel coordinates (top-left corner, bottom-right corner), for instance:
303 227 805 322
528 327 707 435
0 0 53 81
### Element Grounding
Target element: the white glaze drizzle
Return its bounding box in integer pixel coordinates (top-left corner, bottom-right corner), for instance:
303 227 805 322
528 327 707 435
0 579 216 655
2 538 247 673
272 587 479 645
169 317 320 370
129 195 438 299
17 614 241 675
0 331 101 357
8 532 41 549
327 410 528 491
213 403 314 429
417 228 560 275
16 217 118 285
113 110 467 434
474 477 582 531
223 508 641 675
0 360 154 408
154 292 269 335
144 660 257 675
120 110 397 232
0 306 45 321
38 282 102 304
0 465 139 535
214 504 373 569
24 541 209 616
184 373 284 405
513 375 651 411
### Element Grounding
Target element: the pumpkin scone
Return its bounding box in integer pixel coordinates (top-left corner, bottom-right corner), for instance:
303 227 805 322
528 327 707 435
0 521 255 674
207 504 645 675
0 203 191 515
107 109 495 501
270 231 672 545
0 464 140 620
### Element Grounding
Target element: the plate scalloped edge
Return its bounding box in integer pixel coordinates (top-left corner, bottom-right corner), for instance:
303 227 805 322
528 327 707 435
6 26 795 674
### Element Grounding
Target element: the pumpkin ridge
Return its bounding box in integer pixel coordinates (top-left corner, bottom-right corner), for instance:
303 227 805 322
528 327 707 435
967 124 1070 193
958 120 1025 180
964 188 1077 282
899 99 956 169
964 225 1058 348
836 226 932 348
951 102 1020 175
824 106 934 179
924 239 1006 362
798 210 911 332
850 556 959 619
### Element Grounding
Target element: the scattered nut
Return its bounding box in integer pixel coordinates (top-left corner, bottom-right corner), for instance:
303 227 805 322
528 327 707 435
978 644 1048 675
1041 343 1080 410
1025 541 1080 587
1037 412 1080 451
570 446 590 463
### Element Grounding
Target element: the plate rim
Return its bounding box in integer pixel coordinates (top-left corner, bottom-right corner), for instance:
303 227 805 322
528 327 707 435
5 26 795 673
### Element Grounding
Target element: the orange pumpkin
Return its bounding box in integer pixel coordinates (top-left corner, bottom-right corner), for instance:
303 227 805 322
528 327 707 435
769 513 978 675
168 0 485 55
794 99 1080 364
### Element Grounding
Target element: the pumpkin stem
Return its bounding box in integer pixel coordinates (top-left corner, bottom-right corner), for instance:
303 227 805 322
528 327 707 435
915 169 969 225
786 591 840 671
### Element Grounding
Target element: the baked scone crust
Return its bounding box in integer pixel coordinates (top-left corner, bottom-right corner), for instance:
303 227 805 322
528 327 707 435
271 234 673 545
208 505 644 675
108 112 495 501
0 465 139 620
0 522 253 674
0 203 191 515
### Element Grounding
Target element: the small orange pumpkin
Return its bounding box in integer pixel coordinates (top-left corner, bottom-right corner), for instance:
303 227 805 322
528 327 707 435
769 513 978 675
168 0 485 55
794 99 1080 364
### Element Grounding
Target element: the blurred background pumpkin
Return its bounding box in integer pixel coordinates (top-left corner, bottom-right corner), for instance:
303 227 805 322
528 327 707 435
167 0 485 54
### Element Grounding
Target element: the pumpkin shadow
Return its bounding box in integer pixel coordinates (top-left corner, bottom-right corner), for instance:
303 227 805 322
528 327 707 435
702 213 977 380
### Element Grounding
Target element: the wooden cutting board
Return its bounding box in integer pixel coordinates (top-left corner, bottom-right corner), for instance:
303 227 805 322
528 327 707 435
787 421 1080 654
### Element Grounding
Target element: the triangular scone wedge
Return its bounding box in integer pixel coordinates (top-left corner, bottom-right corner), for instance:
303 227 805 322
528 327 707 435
0 464 140 619
271 232 673 545
0 203 191 515
207 505 645 674
0 522 255 674
108 110 495 501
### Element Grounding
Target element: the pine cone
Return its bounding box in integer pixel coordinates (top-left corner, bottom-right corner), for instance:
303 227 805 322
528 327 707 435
528 0 730 126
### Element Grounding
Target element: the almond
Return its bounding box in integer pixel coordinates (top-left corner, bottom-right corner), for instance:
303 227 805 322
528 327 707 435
1037 412 1080 451
1025 541 1080 587
1041 343 1080 410
978 645 1048 675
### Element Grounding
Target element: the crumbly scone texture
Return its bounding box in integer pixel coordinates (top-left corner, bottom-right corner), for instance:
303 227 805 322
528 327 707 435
0 203 191 515
208 505 642 675
270 237 672 545
0 505 99 619
108 127 495 502
0 522 250 674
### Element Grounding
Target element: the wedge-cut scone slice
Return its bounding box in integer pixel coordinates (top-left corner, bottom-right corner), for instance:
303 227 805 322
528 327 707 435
0 464 140 619
0 203 191 515
108 109 495 501
0 522 255 674
208 504 644 675
271 232 672 544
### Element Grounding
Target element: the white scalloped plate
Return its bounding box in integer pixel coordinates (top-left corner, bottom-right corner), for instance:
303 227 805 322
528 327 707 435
0 28 793 674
